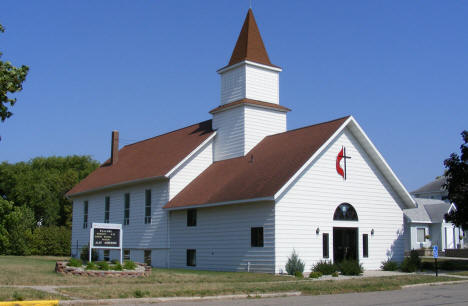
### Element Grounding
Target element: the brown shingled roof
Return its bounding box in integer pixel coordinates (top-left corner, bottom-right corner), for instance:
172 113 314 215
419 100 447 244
164 116 350 209
209 98 291 114
228 9 275 67
67 120 214 197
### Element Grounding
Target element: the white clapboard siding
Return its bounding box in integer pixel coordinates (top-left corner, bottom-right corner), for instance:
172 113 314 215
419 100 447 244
212 106 245 161
244 105 286 154
245 64 279 104
275 128 407 272
70 180 169 266
169 141 214 200
221 65 246 105
169 201 275 272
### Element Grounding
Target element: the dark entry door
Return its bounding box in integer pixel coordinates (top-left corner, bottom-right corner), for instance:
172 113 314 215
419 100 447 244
333 227 358 262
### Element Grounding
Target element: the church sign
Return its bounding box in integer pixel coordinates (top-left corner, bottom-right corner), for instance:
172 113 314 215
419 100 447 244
89 223 123 263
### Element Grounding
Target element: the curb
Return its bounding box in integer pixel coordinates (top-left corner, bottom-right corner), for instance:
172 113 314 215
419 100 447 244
59 291 302 305
0 301 59 306
402 279 468 289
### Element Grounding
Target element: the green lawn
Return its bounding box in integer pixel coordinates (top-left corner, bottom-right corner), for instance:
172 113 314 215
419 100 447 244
0 256 463 301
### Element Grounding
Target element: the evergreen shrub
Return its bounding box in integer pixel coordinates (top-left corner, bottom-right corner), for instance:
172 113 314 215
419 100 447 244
68 258 82 267
381 259 399 271
312 260 337 275
285 250 305 276
123 260 137 270
309 271 323 278
338 260 363 275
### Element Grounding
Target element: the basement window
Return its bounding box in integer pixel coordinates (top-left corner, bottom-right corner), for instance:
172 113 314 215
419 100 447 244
144 250 151 266
123 249 130 261
187 209 197 227
251 227 264 247
187 249 196 267
103 250 110 261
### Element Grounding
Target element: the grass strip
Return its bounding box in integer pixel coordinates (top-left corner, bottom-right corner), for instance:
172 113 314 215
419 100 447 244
56 275 460 299
0 287 64 302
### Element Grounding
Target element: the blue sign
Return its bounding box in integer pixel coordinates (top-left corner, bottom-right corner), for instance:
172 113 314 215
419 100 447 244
433 245 438 258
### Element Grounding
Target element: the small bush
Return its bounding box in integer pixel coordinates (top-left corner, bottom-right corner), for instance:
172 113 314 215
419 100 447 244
113 263 123 271
68 258 82 267
312 260 337 275
111 259 119 265
285 250 305 276
332 271 339 277
13 291 25 301
86 262 98 270
294 271 304 278
97 261 110 270
381 259 399 271
309 271 323 279
409 250 421 270
80 246 98 262
133 289 145 298
31 226 71 256
123 260 137 270
401 250 421 272
338 260 363 276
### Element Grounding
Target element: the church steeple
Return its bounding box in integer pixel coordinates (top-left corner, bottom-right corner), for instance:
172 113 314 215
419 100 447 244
228 9 274 67
212 9 288 162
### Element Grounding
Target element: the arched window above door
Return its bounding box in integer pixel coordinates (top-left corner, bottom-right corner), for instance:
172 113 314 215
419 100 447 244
333 203 358 221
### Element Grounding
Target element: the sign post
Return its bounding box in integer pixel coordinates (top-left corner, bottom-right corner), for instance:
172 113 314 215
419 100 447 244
433 245 438 277
90 223 123 264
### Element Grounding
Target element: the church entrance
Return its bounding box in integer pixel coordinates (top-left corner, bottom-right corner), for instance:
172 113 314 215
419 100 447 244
333 227 358 262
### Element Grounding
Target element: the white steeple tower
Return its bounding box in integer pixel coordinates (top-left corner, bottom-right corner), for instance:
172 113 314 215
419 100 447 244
211 9 290 162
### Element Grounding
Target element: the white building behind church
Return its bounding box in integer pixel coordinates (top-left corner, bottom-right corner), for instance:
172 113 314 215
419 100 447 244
68 9 418 272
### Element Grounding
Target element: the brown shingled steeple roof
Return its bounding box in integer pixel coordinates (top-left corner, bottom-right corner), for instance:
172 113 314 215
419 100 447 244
228 9 275 67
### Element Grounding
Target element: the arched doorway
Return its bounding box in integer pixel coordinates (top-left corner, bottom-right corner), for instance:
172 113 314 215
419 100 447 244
333 203 358 263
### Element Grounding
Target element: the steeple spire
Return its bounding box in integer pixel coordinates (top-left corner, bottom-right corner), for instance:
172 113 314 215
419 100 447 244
228 9 273 67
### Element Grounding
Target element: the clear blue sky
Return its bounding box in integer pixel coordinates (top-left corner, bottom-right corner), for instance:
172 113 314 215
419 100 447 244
1 1 467 191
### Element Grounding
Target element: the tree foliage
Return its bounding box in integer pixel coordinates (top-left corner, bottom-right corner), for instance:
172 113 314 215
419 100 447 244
0 198 35 255
0 24 29 123
0 155 99 227
444 131 468 229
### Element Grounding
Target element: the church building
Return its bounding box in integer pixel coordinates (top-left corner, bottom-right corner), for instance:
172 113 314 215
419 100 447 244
67 9 416 273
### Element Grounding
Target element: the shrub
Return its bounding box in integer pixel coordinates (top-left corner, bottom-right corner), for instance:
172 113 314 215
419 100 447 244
309 271 322 279
68 258 82 267
97 261 110 270
285 250 305 276
80 246 98 262
294 271 304 278
113 263 123 271
123 260 137 270
312 260 337 275
31 226 71 256
133 289 145 298
86 262 98 270
111 259 119 265
401 250 421 272
338 260 363 276
409 249 421 270
381 259 399 271
332 271 339 277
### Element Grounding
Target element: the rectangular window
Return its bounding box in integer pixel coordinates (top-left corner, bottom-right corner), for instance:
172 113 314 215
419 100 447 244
187 209 197 227
104 196 110 223
124 193 130 225
186 249 196 266
83 201 88 228
144 250 151 266
123 249 130 261
323 233 329 258
103 250 110 261
363 234 369 258
145 189 151 224
251 227 264 247
417 228 425 243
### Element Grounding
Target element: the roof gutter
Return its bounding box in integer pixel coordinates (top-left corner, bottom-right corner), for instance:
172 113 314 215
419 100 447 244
66 175 167 199
164 196 275 211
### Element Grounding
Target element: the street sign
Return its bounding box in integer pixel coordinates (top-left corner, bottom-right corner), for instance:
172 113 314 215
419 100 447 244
433 245 438 258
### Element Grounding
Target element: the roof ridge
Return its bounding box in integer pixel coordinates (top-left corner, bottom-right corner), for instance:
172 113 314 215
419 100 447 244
122 119 212 148
266 115 351 138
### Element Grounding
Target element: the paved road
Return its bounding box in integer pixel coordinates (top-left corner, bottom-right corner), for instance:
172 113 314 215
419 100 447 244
143 283 468 306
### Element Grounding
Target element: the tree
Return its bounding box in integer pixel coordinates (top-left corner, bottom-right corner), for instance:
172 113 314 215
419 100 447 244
0 198 35 255
0 24 29 138
444 131 468 229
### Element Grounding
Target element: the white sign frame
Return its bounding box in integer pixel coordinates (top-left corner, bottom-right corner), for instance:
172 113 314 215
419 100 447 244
89 223 123 264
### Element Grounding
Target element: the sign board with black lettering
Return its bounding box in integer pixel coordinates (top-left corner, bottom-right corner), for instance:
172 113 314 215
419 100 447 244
89 223 123 263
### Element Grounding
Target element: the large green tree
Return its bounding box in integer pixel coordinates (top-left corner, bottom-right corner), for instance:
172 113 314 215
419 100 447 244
0 198 35 255
0 155 99 227
0 24 29 125
444 131 468 229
